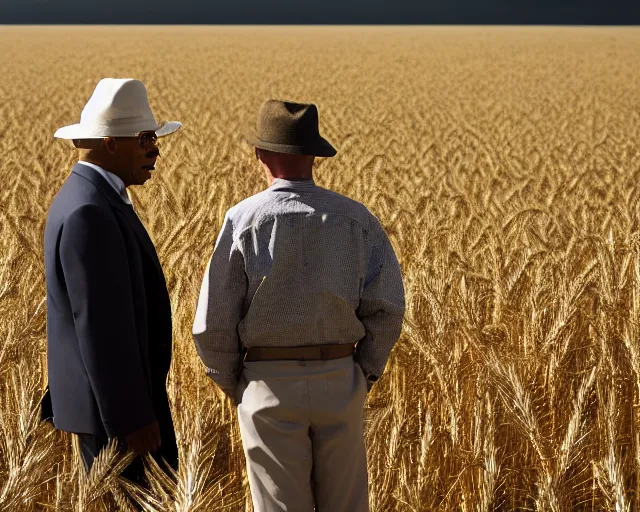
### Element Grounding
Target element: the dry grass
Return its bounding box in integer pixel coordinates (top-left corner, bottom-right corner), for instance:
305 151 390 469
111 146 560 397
0 26 639 510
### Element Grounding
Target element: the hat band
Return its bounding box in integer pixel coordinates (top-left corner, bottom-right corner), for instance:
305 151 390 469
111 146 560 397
75 117 159 137
257 131 320 146
82 115 157 127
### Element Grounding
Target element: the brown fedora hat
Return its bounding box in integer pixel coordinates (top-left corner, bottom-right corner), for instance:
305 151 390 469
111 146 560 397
244 99 337 157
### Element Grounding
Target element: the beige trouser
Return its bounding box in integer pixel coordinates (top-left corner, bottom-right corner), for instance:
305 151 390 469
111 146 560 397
235 354 369 512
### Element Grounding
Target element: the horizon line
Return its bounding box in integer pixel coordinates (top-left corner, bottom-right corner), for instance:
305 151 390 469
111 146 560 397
1 23 639 27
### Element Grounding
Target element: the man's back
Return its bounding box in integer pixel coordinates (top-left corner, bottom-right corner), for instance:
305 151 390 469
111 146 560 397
236 179 382 342
194 177 405 381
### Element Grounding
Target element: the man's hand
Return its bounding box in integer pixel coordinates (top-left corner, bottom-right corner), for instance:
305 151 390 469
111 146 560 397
357 363 378 393
220 384 237 405
125 420 161 455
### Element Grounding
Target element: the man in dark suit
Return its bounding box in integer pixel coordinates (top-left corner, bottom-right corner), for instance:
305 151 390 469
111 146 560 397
41 78 182 484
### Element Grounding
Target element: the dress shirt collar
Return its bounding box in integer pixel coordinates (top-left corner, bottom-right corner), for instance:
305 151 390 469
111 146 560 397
269 178 316 192
78 161 132 205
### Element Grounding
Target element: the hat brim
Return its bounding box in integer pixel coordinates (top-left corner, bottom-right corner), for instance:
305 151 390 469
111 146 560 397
244 128 337 158
54 124 95 139
54 120 182 140
156 121 182 137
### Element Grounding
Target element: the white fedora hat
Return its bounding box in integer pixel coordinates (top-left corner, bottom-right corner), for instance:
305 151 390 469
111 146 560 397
54 78 182 140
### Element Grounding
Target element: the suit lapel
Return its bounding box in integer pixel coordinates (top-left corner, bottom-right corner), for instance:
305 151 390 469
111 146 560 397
71 163 164 278
121 207 164 278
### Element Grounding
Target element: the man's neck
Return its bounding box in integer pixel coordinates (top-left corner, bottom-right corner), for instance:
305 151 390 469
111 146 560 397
267 175 313 187
78 157 128 186
269 168 313 182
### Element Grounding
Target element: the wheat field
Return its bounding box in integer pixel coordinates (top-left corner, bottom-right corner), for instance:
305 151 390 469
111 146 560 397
1 25 640 511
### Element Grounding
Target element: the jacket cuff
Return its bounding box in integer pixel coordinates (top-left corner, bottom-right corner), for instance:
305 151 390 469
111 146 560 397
103 410 157 439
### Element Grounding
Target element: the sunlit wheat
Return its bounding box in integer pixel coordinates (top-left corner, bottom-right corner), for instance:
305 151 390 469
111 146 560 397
0 25 639 510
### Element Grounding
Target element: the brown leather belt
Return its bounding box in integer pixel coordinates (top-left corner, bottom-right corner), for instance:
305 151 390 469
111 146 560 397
243 343 356 362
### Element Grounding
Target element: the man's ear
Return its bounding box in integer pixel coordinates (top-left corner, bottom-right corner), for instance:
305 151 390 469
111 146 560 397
103 138 117 154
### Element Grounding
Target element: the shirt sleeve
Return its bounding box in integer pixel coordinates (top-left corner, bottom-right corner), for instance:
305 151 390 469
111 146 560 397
192 211 248 396
355 218 406 379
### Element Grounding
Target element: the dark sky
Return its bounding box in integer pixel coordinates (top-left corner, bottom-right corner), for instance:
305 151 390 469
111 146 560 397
1 0 638 24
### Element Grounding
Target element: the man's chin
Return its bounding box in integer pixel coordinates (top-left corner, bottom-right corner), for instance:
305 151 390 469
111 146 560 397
137 168 153 184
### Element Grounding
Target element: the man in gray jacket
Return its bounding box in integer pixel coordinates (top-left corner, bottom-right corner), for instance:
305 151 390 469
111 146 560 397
192 99 405 512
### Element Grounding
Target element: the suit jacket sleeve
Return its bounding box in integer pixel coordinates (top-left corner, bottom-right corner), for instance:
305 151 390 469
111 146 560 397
355 218 406 379
59 204 156 438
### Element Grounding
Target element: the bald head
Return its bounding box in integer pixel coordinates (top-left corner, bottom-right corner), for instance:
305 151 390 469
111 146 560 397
256 148 315 184
74 138 103 150
72 138 108 163
73 138 98 148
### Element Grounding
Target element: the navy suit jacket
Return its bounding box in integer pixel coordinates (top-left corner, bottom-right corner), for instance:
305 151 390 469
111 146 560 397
42 163 173 439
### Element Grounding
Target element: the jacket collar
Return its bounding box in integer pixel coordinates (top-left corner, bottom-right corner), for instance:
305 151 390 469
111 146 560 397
77 160 130 203
72 162 132 213
71 162 164 277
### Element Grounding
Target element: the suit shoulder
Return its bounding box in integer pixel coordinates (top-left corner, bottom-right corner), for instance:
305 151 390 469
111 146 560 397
62 204 120 239
50 172 113 216
50 171 109 207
